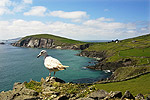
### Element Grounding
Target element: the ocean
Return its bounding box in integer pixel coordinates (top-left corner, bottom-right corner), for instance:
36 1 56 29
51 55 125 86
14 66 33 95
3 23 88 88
0 44 111 92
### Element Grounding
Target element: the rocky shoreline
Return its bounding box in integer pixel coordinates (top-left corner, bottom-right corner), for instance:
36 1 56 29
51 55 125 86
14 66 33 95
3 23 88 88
0 76 147 100
78 50 133 72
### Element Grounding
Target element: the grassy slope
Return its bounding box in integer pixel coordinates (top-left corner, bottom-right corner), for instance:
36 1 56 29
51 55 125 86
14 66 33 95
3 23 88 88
95 73 150 96
21 34 85 45
86 34 150 66
111 66 150 80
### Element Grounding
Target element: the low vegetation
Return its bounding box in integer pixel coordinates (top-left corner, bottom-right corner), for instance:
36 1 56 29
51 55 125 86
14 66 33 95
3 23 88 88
25 80 43 93
111 66 150 80
94 73 150 96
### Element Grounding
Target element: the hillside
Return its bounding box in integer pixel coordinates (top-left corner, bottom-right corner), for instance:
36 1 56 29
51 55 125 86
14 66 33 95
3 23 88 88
85 34 150 65
94 73 150 97
21 34 83 44
76 34 150 81
11 34 90 50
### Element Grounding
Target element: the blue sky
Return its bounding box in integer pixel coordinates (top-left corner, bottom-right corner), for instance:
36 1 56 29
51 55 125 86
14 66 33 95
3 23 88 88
0 0 149 40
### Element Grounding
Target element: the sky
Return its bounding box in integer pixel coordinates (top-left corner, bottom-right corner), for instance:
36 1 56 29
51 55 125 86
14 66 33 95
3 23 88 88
0 0 150 40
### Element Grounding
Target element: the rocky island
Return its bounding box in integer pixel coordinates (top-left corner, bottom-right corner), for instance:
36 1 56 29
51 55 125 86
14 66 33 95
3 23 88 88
0 42 5 45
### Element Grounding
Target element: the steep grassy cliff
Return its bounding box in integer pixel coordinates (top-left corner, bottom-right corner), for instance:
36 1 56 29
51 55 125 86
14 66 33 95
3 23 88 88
12 34 90 50
21 34 83 44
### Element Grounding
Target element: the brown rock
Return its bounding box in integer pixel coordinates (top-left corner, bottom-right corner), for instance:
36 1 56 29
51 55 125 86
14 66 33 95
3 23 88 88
121 91 135 100
88 90 108 99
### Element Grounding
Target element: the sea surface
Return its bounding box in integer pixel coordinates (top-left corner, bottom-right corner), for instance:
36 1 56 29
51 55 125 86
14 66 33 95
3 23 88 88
0 44 111 92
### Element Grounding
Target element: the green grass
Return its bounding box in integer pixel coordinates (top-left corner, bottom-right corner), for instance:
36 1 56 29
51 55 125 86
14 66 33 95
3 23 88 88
119 48 150 57
85 34 150 66
95 73 150 96
111 66 150 80
25 80 43 93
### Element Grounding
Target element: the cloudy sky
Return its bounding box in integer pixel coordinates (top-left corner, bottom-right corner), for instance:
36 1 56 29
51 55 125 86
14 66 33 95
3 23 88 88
0 0 149 40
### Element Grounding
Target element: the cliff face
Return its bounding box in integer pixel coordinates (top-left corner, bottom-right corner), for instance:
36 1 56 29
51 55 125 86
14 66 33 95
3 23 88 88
11 37 89 50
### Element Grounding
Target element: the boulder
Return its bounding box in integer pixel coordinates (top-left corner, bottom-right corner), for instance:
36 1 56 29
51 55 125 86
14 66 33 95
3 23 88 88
53 95 68 100
88 90 108 99
146 95 150 100
45 77 65 83
135 93 144 100
105 91 122 99
20 88 39 96
121 91 135 100
13 82 22 89
77 97 94 100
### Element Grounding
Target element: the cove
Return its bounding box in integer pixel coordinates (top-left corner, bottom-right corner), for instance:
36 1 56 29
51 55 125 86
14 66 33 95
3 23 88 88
0 44 111 92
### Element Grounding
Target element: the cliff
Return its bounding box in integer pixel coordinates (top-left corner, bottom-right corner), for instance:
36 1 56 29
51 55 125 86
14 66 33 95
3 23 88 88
11 34 90 50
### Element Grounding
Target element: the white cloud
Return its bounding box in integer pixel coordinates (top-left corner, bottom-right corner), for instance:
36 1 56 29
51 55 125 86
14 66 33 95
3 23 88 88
0 0 12 15
104 9 109 12
0 18 149 40
0 0 11 7
23 0 32 4
97 17 114 21
0 0 32 15
49 10 89 19
24 6 47 16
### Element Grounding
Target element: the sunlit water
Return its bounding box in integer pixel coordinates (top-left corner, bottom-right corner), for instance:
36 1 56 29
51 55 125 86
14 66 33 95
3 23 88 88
0 44 111 92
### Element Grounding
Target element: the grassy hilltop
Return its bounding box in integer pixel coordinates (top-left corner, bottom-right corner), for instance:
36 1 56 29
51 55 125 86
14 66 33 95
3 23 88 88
86 34 150 66
21 34 84 45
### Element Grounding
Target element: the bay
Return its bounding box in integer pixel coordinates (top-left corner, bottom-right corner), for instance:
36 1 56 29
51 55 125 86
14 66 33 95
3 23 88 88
0 44 111 92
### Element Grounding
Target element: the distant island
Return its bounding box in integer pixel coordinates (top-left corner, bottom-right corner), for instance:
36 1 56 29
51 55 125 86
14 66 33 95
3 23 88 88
0 42 5 45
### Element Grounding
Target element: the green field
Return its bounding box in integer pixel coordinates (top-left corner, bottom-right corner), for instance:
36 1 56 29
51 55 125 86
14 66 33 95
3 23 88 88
111 66 150 80
95 73 150 96
85 34 150 65
119 48 150 57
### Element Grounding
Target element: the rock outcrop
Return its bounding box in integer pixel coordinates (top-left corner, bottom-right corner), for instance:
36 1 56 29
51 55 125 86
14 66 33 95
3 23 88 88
79 50 133 72
0 76 149 100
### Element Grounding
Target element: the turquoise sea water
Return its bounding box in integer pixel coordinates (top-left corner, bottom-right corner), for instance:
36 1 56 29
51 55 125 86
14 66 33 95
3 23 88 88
0 44 111 92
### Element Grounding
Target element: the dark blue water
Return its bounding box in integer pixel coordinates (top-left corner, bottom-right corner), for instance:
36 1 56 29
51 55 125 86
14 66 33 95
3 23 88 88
0 44 111 92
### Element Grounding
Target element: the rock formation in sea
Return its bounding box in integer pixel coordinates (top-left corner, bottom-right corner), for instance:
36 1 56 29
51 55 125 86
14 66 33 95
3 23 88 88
0 42 5 45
